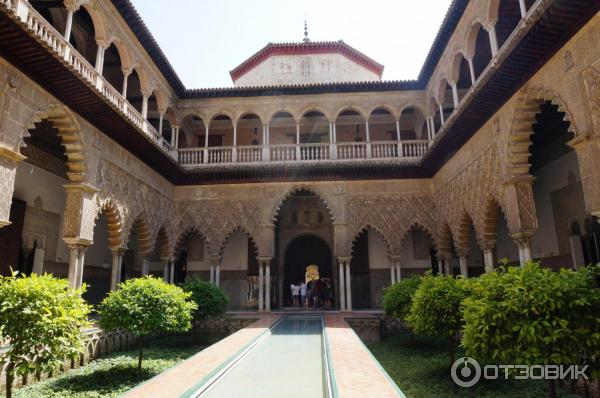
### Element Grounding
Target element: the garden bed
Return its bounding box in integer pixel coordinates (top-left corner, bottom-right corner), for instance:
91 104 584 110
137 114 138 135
367 331 579 398
3 334 225 398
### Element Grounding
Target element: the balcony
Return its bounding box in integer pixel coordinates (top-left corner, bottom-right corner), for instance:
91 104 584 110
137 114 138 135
177 140 429 167
0 0 174 155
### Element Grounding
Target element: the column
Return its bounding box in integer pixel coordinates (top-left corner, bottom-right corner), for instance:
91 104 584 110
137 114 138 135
263 124 270 161
209 263 215 283
395 262 401 282
483 249 495 273
486 24 499 56
450 81 459 108
425 118 432 141
67 245 80 288
158 113 164 139
76 246 87 289
162 260 169 282
444 259 452 276
215 264 220 287
110 250 121 291
459 256 468 278
365 121 372 158
390 262 396 284
345 260 352 311
141 94 149 119
338 259 346 310
169 261 175 283
232 124 238 162
258 261 264 311
121 69 131 98
63 9 75 41
329 122 337 160
437 259 444 275
438 103 445 125
467 58 476 85
94 42 107 74
295 123 301 160
396 120 402 157
31 247 45 275
203 124 210 164
513 235 533 266
519 0 527 18
141 256 149 276
264 259 271 312
428 118 436 138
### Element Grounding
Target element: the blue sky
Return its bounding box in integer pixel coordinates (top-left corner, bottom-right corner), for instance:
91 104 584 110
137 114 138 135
130 0 453 88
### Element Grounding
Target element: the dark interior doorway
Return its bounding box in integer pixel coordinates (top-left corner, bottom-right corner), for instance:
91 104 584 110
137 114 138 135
283 234 332 306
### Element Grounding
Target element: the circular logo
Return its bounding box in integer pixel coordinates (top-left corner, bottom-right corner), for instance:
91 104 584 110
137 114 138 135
451 357 481 388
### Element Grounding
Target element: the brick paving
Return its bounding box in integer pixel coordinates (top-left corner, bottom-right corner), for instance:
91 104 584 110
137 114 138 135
325 313 403 398
123 313 282 398
123 312 402 398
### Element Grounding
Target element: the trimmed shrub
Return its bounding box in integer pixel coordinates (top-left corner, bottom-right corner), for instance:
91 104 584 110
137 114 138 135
0 272 90 398
461 262 600 398
98 276 196 370
406 274 469 365
180 277 228 320
383 276 422 321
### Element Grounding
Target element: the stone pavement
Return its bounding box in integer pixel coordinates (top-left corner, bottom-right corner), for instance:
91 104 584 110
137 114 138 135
325 313 404 398
123 313 282 398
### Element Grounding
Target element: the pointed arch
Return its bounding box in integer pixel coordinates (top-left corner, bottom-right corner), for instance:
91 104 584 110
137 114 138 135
218 226 259 257
154 226 171 260
400 222 438 253
128 216 152 256
95 200 124 250
350 225 392 258
506 87 579 179
175 227 215 256
271 186 335 224
456 211 476 255
19 104 87 183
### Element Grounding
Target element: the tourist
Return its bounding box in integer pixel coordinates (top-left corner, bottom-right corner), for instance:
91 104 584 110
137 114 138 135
290 283 300 308
299 281 307 309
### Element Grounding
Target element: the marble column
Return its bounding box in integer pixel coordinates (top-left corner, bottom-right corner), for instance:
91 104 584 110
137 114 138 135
258 261 264 311
390 262 396 284
141 257 150 276
459 256 468 278
483 249 495 273
31 247 45 275
345 260 352 312
395 262 401 282
67 243 88 289
110 249 121 291
264 259 271 312
467 58 476 85
338 259 346 311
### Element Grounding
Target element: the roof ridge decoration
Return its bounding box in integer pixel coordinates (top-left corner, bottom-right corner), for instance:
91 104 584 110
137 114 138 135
110 0 469 94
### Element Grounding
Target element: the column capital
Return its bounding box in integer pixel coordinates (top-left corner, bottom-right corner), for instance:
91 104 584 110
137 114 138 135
64 237 92 248
389 254 402 262
510 233 533 248
62 182 99 194
208 255 220 265
110 246 127 256
257 256 272 264
337 256 352 264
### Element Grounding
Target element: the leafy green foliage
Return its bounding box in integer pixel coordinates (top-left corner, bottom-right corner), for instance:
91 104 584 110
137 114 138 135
0 272 90 398
180 278 228 320
383 276 422 320
10 335 224 398
97 277 196 370
461 262 600 396
406 274 469 364
367 330 577 398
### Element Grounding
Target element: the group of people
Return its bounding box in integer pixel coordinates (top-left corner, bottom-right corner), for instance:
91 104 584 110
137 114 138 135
290 278 333 310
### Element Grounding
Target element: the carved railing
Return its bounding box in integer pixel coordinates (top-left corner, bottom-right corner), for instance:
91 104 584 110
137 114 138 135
1 0 172 154
371 141 398 159
237 145 263 163
400 140 429 158
270 144 297 161
337 142 367 159
177 140 430 167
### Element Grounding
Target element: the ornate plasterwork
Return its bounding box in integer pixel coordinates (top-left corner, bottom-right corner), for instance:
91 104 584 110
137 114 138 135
346 194 438 255
96 160 175 253
173 198 262 256
582 66 600 135
435 144 503 249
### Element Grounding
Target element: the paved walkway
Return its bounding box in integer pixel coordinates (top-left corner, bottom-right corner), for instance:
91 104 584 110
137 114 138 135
325 313 403 398
123 312 402 398
123 313 282 398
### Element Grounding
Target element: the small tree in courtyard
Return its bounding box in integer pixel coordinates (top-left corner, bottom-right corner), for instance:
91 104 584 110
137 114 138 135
0 272 90 398
181 278 228 338
406 274 469 366
98 276 196 371
461 262 600 398
383 275 422 321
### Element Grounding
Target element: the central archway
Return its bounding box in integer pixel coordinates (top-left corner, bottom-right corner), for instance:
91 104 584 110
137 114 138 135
283 234 332 307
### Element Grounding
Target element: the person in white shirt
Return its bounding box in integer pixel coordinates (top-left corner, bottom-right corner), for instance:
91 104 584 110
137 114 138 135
299 281 307 309
290 283 300 307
